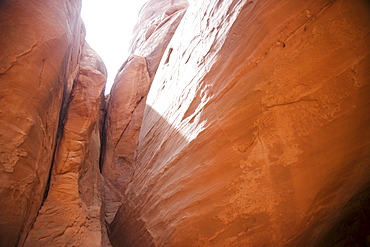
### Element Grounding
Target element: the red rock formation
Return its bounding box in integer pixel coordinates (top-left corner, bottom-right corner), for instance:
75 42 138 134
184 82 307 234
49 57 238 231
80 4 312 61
23 43 109 247
0 1 84 246
103 55 151 223
102 0 188 223
1 0 369 246
109 0 370 246
128 0 189 78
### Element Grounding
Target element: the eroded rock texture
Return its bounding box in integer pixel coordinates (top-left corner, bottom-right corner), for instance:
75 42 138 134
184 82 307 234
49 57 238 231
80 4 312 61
1 0 369 246
103 56 151 223
128 0 189 78
109 0 370 246
23 43 109 246
102 0 188 223
0 1 84 246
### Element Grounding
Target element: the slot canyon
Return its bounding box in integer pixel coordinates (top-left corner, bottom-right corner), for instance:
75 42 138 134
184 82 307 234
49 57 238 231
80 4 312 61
0 0 369 246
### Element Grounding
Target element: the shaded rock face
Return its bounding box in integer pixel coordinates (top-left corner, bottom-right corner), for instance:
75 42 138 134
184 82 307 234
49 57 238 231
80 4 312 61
0 1 85 246
108 0 370 246
102 56 151 223
102 0 188 224
24 43 109 246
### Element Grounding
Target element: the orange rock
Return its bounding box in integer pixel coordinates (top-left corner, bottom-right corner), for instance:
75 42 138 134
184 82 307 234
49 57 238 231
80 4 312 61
109 0 370 246
128 0 189 79
0 1 84 246
24 42 109 246
102 0 189 224
1 0 369 246
103 55 151 223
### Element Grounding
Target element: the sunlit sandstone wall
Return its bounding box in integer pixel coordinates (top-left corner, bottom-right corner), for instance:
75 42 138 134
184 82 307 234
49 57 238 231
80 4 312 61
109 0 370 246
0 1 85 246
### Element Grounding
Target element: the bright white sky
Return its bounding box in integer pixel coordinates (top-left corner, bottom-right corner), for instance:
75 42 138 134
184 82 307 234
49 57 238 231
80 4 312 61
81 0 148 94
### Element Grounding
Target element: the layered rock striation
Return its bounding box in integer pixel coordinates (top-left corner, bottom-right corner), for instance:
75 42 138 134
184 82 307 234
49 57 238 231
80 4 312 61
108 0 370 246
0 1 85 246
24 42 109 247
0 0 370 246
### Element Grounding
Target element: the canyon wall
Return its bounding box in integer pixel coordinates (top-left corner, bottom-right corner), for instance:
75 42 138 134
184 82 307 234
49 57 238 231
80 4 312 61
23 42 109 247
108 0 370 246
102 0 188 223
0 0 369 246
0 1 85 246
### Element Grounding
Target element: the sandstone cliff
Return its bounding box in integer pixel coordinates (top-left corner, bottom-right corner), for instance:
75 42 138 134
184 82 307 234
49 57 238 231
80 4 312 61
102 0 189 223
108 0 370 246
0 1 85 246
1 0 370 246
24 42 109 247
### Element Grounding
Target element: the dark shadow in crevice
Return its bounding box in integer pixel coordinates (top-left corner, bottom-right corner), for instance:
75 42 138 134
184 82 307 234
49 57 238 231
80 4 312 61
315 184 370 247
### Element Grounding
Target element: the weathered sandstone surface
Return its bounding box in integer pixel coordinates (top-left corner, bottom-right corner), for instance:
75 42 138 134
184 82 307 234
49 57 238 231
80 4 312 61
102 55 151 223
1 0 369 246
24 43 109 247
128 0 189 78
109 0 370 246
0 1 84 246
102 0 188 223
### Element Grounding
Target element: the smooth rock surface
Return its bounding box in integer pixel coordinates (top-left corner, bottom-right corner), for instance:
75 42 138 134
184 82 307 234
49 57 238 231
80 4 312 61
103 55 151 223
0 1 84 246
24 43 109 247
102 0 188 223
109 0 370 246
128 0 188 79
